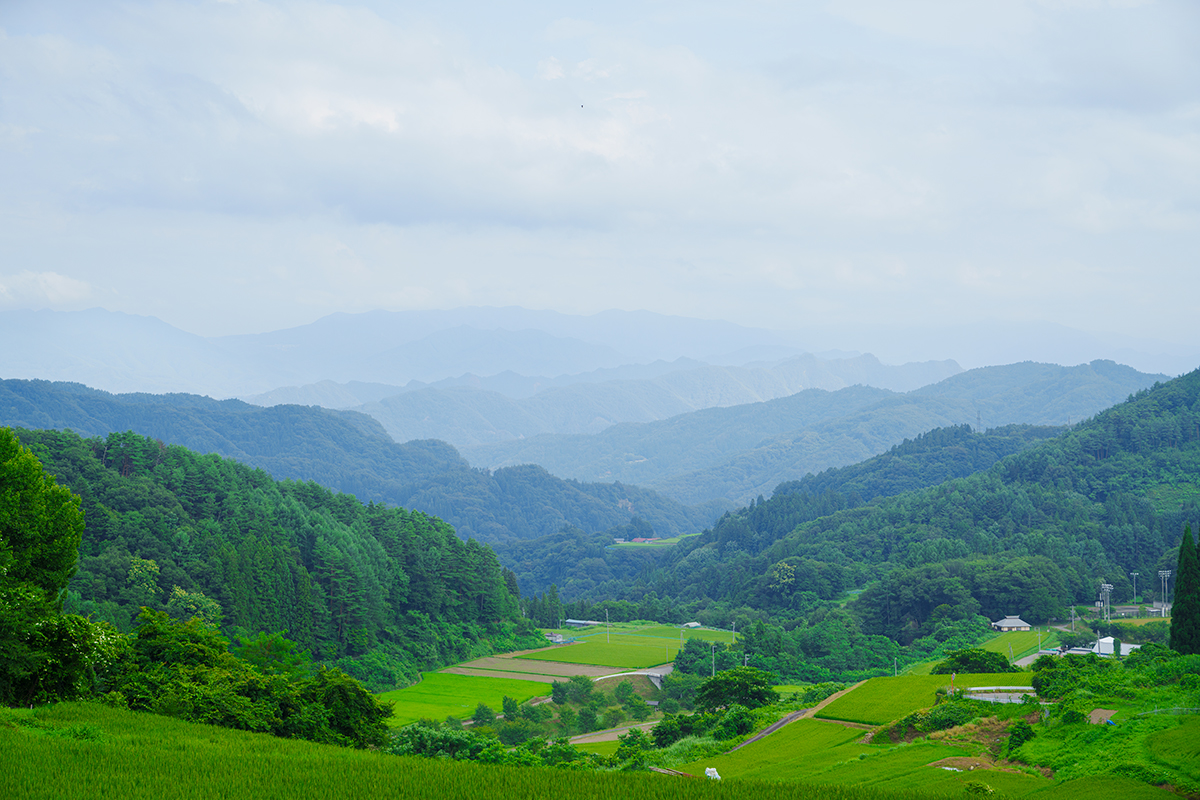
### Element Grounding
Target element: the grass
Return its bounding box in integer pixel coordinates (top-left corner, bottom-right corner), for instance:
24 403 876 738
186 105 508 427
0 702 931 800
981 630 1058 661
517 634 679 669
678 718 1050 795
376 672 547 726
817 674 1033 726
680 719 871 779
627 625 735 644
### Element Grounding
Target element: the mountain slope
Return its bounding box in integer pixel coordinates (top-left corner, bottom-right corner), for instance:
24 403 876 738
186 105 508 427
470 360 1167 505
647 367 1200 633
11 427 543 689
0 379 712 544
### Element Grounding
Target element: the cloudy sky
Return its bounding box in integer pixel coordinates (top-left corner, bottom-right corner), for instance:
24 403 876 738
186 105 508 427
1 1 1197 359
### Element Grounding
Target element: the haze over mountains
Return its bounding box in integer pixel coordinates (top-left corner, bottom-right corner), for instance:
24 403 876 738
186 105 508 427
2 307 1195 403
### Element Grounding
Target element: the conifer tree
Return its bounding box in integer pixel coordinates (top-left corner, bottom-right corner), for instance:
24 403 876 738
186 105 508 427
1169 525 1200 655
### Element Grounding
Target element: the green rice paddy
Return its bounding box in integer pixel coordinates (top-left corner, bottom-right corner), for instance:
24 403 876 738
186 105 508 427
519 625 734 669
0 702 927 800
376 672 548 725
981 630 1058 660
817 674 1033 726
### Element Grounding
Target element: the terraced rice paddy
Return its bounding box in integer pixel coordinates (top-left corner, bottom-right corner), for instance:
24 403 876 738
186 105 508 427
377 672 548 726
2 702 924 800
515 624 734 669
817 674 1033 726
981 630 1058 661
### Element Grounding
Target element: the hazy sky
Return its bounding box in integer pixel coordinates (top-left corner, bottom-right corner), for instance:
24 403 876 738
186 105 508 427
2 0 1198 350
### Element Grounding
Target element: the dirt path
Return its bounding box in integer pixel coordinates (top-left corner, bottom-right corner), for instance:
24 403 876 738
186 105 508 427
804 680 867 719
446 657 614 678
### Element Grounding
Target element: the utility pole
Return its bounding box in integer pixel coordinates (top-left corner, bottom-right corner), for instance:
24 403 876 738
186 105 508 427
1159 570 1173 613
711 643 716 678
1130 572 1139 605
606 609 610 644
1101 583 1114 622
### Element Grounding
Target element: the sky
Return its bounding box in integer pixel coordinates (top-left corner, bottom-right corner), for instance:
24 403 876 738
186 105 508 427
1 0 1198 359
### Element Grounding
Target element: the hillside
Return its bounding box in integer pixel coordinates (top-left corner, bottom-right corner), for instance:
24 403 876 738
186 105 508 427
349 353 960 449
496 423 1063 603
471 360 1167 505
0 380 713 544
9 427 544 689
650 368 1200 637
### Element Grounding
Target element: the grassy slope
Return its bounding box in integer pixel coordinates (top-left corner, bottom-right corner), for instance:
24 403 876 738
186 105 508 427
817 674 1034 726
0 702 931 800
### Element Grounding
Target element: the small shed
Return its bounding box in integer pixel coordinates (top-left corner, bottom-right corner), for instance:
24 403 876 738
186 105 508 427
682 621 702 629
992 615 1031 631
1094 636 1141 657
564 619 602 628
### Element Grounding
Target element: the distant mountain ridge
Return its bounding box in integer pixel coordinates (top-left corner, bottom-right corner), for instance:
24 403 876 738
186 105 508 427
468 360 1169 505
344 353 961 449
0 379 713 544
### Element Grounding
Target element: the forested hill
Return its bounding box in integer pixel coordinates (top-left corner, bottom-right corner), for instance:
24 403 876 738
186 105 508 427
0 380 714 543
644 368 1200 640
9 426 545 690
498 423 1064 602
468 359 1167 505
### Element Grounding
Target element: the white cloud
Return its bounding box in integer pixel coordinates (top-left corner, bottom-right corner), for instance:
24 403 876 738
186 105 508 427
0 0 1196 351
0 271 91 307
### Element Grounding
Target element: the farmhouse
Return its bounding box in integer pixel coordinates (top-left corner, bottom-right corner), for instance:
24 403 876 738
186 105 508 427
991 615 1031 631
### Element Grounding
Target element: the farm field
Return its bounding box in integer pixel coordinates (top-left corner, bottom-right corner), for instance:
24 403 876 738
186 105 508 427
817 674 1033 726
377 672 547 726
517 634 678 669
982 630 1057 661
1116 616 1172 626
678 718 1050 795
0 702 927 800
516 623 735 669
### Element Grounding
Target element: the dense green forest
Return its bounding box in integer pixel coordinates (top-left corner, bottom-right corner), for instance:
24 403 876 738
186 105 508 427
9 426 545 689
498 423 1065 604
514 371 1199 682
0 379 715 544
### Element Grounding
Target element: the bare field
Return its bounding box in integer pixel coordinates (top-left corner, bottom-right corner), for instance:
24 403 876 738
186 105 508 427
440 667 563 684
449 656 615 678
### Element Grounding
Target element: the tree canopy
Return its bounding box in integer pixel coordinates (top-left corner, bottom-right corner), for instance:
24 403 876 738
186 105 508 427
694 666 776 713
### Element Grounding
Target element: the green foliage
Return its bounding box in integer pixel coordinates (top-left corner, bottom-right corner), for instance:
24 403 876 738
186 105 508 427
1171 525 1200 655
0 428 89 705
932 648 1018 675
695 667 776 713
471 703 494 726
10 427 542 689
106 609 392 747
0 380 711 546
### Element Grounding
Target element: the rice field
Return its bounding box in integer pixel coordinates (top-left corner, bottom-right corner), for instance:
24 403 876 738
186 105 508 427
376 672 548 726
517 634 679 669
816 674 1033 726
516 624 736 669
981 630 1057 660
0 702 934 800
677 718 1050 795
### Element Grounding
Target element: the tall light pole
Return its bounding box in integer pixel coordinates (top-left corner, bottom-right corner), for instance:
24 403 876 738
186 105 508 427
1101 583 1113 622
1130 572 1139 605
1159 570 1172 612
